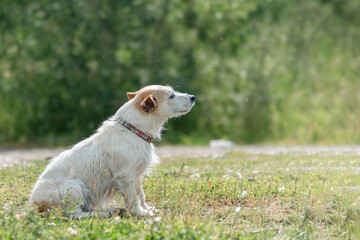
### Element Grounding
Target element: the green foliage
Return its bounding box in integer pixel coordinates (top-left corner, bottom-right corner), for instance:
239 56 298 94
1 151 359 239
0 0 359 144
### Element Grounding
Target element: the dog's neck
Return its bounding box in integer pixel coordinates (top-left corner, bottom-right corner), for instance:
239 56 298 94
111 100 167 140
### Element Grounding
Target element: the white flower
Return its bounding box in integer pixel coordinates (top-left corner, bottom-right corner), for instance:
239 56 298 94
235 207 241 213
3 201 13 210
278 186 285 192
154 216 162 222
68 227 78 235
241 191 248 197
190 173 200 178
222 174 231 179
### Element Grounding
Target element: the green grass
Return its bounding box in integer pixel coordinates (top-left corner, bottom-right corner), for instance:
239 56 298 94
1 151 360 239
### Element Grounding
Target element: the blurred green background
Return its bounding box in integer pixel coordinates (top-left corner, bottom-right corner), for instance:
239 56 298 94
1 0 359 146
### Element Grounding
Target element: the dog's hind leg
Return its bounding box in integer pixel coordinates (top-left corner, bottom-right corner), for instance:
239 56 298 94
30 178 91 213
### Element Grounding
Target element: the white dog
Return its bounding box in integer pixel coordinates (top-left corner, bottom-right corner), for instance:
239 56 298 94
30 85 195 217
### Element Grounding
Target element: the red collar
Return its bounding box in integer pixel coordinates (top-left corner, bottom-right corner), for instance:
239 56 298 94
116 119 153 143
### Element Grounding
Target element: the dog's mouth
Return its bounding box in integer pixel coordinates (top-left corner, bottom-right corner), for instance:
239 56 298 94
178 109 190 113
174 100 195 115
176 105 194 114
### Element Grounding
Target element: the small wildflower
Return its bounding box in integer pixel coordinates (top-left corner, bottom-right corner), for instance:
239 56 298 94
190 173 200 178
241 191 248 197
222 174 231 179
15 212 26 220
3 201 13 210
235 207 241 213
68 227 78 235
278 186 285 192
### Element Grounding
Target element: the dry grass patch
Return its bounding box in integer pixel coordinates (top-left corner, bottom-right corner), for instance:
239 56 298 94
0 151 359 239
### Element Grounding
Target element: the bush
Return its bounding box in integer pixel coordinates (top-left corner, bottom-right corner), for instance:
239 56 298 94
1 0 359 145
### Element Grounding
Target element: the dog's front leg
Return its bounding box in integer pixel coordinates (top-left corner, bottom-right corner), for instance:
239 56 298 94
135 177 146 209
114 176 153 216
136 177 158 213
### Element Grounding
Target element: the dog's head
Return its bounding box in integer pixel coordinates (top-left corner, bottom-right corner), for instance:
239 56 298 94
127 85 195 119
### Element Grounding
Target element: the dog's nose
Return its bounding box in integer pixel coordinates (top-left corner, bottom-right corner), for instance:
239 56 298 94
190 95 196 102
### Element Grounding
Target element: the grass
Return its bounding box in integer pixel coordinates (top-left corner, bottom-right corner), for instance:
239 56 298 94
1 150 360 239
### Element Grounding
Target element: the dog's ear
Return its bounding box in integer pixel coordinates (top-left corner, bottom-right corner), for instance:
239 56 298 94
127 92 137 100
141 95 156 112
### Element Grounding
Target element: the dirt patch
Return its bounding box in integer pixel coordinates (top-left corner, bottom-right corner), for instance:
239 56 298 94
1 145 360 169
0 146 231 169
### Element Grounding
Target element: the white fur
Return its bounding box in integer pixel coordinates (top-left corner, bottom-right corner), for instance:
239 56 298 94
29 85 195 217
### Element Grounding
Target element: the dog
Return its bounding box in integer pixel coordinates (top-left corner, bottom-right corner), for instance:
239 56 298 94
29 85 195 217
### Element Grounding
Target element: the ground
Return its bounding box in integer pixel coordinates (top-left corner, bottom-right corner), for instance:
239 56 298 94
1 146 360 239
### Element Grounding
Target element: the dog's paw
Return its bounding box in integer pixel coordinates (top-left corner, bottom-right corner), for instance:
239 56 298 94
131 206 155 217
142 208 155 217
137 208 155 217
147 206 159 213
142 203 159 213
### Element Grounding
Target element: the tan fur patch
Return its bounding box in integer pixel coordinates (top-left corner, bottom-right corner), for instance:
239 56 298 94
132 86 170 114
127 92 137 100
141 95 156 112
34 201 52 213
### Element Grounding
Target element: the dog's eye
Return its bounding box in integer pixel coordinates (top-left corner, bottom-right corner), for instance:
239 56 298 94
169 93 175 99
